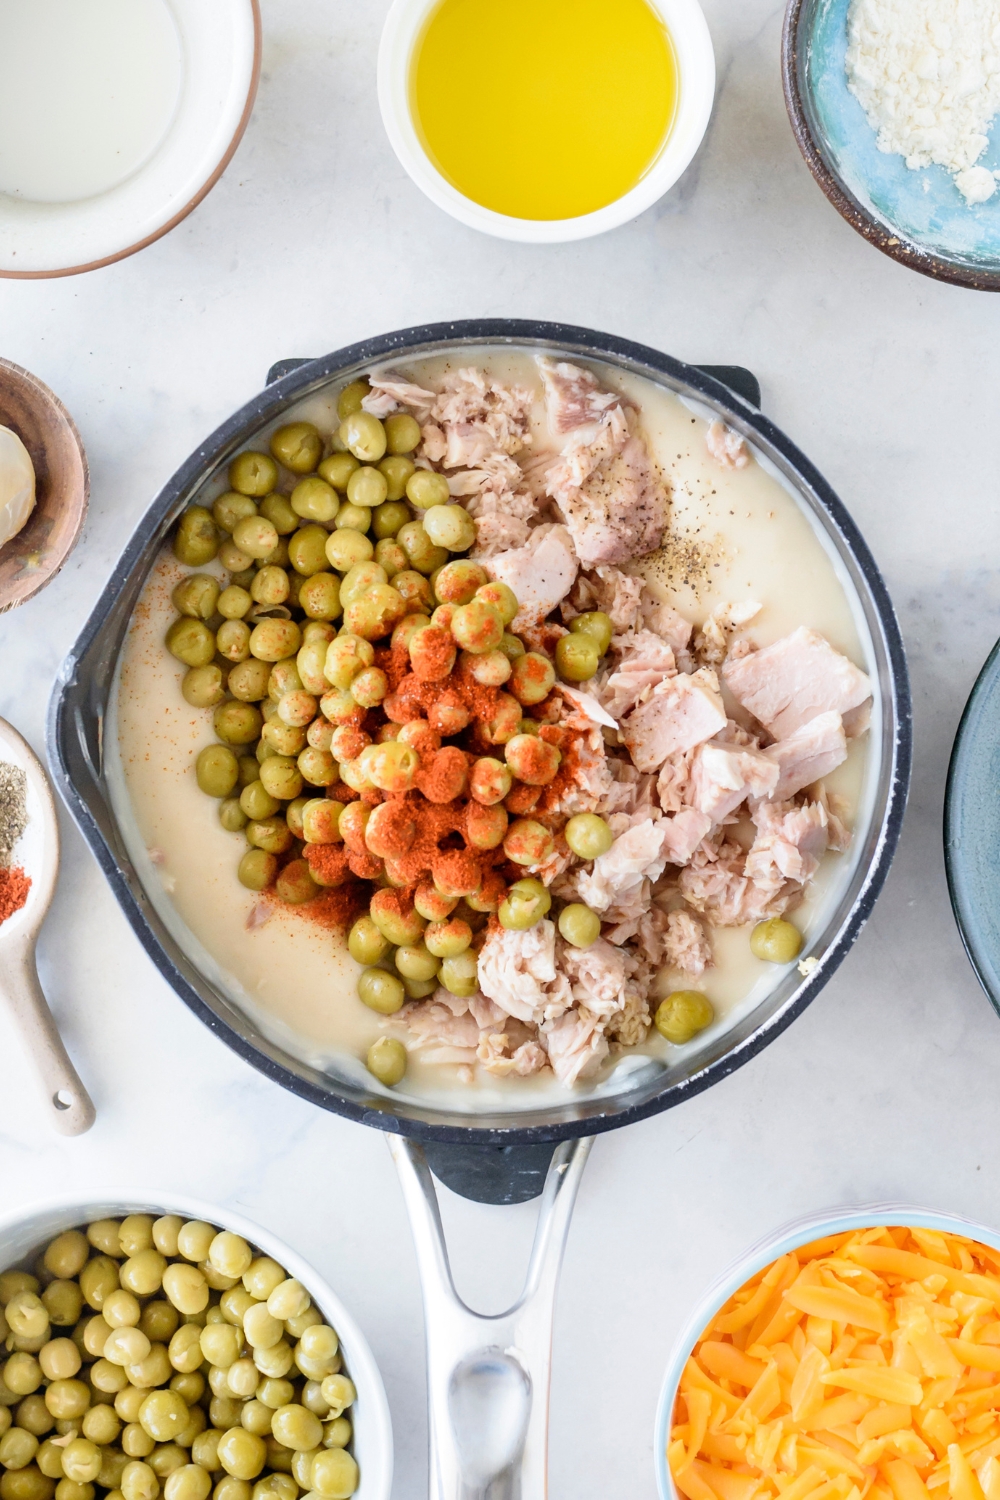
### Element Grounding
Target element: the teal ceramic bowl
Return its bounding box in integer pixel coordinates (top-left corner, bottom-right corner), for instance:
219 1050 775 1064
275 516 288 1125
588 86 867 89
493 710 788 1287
654 1203 1000 1499
945 640 1000 1003
783 0 1000 290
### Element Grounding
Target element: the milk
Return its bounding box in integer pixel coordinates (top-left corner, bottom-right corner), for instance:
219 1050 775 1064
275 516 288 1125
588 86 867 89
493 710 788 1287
0 0 182 204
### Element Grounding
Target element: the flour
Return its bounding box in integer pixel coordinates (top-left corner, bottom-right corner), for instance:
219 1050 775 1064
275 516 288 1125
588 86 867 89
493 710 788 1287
845 0 1000 203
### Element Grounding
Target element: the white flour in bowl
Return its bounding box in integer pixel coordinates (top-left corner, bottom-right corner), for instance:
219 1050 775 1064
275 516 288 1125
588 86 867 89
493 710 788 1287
845 0 1000 204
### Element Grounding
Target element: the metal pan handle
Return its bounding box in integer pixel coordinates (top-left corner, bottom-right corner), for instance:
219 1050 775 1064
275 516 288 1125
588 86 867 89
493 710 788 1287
388 1134 592 1499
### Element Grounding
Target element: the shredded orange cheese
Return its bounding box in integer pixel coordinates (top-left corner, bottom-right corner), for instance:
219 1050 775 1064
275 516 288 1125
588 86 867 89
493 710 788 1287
669 1227 1000 1500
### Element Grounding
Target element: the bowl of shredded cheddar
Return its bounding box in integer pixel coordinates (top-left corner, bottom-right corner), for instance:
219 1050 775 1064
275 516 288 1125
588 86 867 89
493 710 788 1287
657 1209 1000 1500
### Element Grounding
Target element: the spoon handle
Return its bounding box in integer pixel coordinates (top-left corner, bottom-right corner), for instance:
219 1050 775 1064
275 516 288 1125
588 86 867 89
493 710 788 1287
1 936 95 1135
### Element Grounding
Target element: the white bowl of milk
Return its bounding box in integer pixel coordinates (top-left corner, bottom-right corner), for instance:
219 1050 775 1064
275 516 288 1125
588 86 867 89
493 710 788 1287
0 0 260 278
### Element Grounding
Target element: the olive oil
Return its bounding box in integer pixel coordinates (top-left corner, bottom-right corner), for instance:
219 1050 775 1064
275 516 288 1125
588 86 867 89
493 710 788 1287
411 0 679 221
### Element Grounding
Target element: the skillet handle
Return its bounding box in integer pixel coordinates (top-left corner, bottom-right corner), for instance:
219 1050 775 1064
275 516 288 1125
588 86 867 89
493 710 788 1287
388 1134 592 1499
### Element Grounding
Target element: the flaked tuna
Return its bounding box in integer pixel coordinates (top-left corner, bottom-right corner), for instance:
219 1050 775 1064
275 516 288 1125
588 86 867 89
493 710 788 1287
539 358 619 433
722 627 871 739
694 601 761 667
706 420 750 470
679 838 794 927
763 711 848 801
688 742 780 823
486 524 578 631
746 800 830 885
362 372 436 419
563 564 645 632
660 807 713 866
576 817 673 913
543 1008 608 1087
477 919 573 1028
599 628 677 720
545 403 668 566
622 667 727 772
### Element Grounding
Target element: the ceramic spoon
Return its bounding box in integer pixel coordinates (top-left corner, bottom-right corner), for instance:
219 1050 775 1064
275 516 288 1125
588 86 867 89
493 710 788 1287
0 717 95 1135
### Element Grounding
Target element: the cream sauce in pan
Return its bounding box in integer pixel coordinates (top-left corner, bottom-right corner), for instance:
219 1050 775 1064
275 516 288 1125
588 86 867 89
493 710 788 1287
108 352 876 1112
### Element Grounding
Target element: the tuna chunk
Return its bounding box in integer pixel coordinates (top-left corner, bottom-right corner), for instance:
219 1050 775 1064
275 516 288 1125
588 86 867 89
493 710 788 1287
477 920 573 1027
622 668 727 773
486 524 578 630
688 742 780 823
559 937 630 1020
722 628 871 740
642 596 694 657
657 750 694 813
660 808 713 866
543 1008 609 1087
706 420 750 470
362 372 436 419
546 404 668 566
678 839 794 927
538 358 619 433
396 1000 481 1053
423 367 533 467
763 711 848 801
466 478 540 559
658 909 713 975
694 601 761 667
599 629 677 721
575 818 672 913
746 801 830 885
562 565 645 632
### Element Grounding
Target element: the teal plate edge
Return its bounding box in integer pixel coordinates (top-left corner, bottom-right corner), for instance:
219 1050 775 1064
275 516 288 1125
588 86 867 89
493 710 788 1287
945 636 1000 1010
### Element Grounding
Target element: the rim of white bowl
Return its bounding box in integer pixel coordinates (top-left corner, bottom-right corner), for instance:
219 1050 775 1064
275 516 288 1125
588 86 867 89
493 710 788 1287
0 1188 393 1500
653 1201 1000 1500
0 0 261 280
377 0 716 243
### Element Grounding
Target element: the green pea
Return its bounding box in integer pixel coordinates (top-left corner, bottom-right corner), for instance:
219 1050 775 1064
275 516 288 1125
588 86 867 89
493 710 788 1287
166 617 216 668
229 452 278 497
340 562 387 607
228 658 271 702
439 952 478 998
258 535 290 570
343 584 407 642
555 633 600 682
340 412 387 463
218 538 253 574
196 745 239 798
249 619 302 662
397 521 448 575
557 904 601 949
357 969 405 1014
366 1037 407 1086
219 798 249 833
384 413 421 455
403 470 448 511
289 525 332 577
217 585 253 620
238 754 261 787
324 634 374 690
346 467 389 509
374 539 407 578
423 505 476 552
497 878 551 930
258 492 300 535
372 500 411 538
212 492 258 534
750 918 803 964
250 566 290 607
570 611 614 655
259 755 305 801
510 652 556 705
337 381 370 420
498 632 526 662
174 507 219 566
333 503 372 532
181 665 226 708
270 422 322 475
423 919 472 959
216 622 250 665
400 975 438 1000
325 529 374 571
298 573 342 621
476 581 518 625
172 574 220 620
318 452 360 491
378 456 416 502
232 515 279 561
564 813 613 861
239 781 280 822
246 816 293 855
347 916 390 966
291 477 339 525
213 701 263 746
394 944 440 981
238 850 278 891
653 991 714 1044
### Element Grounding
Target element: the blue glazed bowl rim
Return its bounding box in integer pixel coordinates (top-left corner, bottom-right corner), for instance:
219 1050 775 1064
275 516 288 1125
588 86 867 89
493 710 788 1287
782 0 1000 292
654 1202 1000 1498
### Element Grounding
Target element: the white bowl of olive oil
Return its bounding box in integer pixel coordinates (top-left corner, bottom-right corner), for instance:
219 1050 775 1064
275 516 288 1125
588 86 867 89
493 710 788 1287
378 0 715 242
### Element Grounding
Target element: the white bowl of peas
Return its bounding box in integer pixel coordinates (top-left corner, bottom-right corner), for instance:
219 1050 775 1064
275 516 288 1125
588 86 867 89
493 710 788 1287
0 1197 391 1500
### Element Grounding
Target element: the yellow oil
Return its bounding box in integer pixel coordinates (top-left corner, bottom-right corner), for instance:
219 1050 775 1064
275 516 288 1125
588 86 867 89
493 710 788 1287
410 0 679 221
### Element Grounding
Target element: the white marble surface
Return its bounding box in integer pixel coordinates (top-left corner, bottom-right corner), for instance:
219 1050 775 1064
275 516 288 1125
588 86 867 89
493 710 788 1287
1 0 999 1494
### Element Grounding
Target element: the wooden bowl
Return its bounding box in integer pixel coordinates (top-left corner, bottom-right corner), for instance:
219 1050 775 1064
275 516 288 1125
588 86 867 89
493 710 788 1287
0 359 89 612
